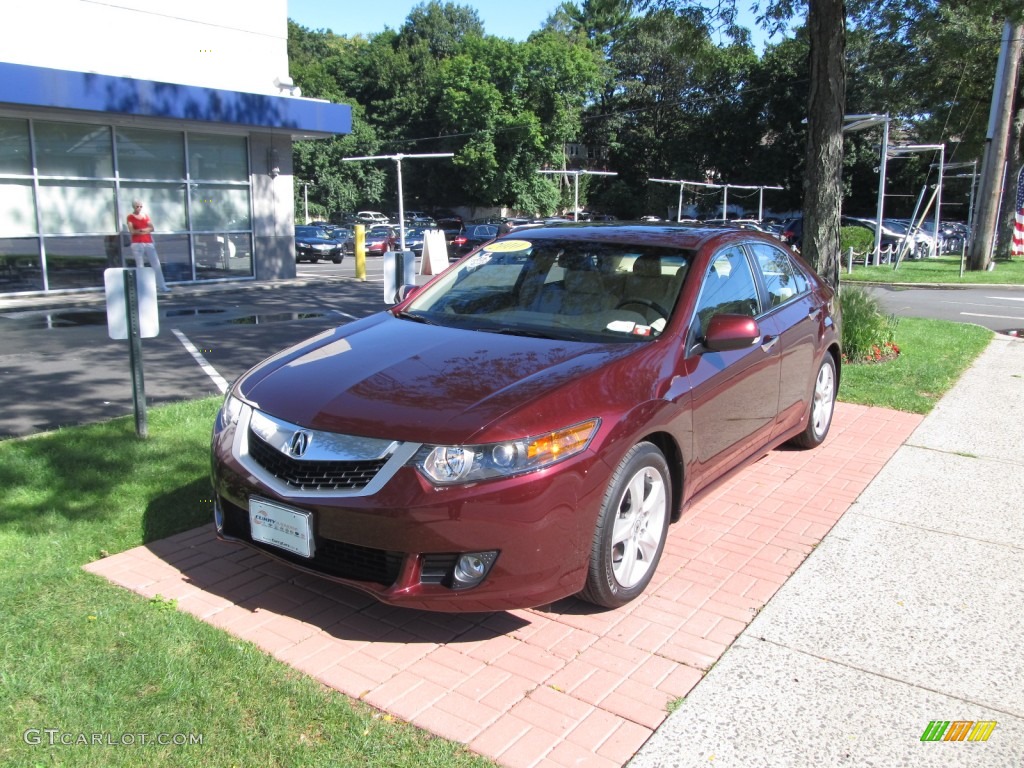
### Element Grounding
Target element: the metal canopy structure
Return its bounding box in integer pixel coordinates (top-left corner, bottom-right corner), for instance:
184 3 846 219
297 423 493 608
648 178 784 221
887 143 945 258
537 170 618 221
842 113 890 264
936 160 980 247
342 153 454 250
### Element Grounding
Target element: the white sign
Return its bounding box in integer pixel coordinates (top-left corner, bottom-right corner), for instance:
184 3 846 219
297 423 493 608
383 250 417 304
419 229 449 275
104 268 159 339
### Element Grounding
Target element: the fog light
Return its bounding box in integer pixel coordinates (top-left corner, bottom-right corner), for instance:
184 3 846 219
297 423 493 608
451 551 498 590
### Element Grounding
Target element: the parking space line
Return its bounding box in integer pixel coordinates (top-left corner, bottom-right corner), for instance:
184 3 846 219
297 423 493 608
171 328 229 394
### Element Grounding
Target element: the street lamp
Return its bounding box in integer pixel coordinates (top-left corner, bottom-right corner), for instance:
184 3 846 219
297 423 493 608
297 179 313 224
537 170 618 220
342 153 455 250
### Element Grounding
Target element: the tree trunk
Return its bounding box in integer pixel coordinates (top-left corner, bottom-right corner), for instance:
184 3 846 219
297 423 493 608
803 0 846 291
998 78 1023 259
969 21 1023 270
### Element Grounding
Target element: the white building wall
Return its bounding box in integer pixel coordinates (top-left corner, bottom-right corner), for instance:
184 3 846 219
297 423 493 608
3 0 290 95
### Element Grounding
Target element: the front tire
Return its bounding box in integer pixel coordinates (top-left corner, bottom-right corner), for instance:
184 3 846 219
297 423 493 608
790 354 837 449
579 442 671 609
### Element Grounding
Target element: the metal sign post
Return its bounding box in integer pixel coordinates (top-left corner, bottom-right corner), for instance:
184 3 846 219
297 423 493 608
105 268 159 438
124 270 147 437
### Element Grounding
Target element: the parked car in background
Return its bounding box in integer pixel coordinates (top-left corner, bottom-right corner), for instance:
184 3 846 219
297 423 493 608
294 225 344 264
401 210 436 227
780 217 803 249
211 223 840 612
840 217 907 262
437 218 466 251
355 211 390 225
703 219 768 233
454 222 500 256
402 226 428 256
343 224 397 256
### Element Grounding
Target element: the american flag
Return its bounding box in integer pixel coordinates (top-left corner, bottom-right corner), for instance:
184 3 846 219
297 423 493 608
1013 164 1024 257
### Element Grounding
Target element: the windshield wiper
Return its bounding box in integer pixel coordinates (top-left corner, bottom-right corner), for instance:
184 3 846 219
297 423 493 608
484 327 577 341
393 310 437 325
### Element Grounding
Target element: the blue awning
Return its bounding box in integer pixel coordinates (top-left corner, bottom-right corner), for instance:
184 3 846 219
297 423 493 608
0 62 351 137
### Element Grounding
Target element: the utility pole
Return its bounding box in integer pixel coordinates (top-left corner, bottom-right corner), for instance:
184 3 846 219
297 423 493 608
968 20 1024 271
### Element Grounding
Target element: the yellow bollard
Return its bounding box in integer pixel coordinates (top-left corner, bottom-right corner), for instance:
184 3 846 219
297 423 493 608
354 224 366 280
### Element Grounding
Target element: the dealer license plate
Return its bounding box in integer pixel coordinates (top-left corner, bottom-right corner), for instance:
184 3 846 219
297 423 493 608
248 498 315 558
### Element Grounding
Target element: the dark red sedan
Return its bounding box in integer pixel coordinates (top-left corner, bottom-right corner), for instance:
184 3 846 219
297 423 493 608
211 224 840 612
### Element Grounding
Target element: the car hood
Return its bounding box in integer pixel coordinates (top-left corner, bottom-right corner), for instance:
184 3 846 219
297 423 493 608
237 313 638 444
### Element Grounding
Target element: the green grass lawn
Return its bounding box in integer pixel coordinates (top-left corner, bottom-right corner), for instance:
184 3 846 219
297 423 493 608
838 317 993 413
0 316 996 765
0 400 493 768
842 254 1024 285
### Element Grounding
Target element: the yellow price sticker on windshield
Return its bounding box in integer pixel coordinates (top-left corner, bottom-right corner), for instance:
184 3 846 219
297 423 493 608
484 239 531 253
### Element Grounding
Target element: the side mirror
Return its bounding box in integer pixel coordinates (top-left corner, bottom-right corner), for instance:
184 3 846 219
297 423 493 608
703 314 760 351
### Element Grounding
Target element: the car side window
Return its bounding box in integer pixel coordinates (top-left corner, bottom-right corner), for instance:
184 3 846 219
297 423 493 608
693 246 761 335
749 242 809 309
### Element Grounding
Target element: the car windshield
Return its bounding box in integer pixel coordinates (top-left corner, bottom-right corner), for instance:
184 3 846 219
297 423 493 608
296 227 331 240
402 237 692 343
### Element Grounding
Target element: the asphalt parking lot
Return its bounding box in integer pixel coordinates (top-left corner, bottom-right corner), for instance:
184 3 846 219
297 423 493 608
0 260 388 438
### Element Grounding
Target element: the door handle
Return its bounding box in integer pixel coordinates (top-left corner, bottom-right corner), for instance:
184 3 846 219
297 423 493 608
760 334 778 352
808 307 822 319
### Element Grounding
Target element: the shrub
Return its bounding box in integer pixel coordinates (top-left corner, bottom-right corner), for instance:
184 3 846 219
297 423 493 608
840 285 898 363
840 225 874 257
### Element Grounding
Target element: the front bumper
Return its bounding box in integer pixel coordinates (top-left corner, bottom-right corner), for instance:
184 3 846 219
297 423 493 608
210 406 607 612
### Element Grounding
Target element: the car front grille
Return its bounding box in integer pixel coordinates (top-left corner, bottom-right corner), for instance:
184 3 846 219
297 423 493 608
248 429 388 491
220 498 403 586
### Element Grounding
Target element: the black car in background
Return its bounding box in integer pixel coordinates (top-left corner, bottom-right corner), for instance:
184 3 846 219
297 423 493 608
294 225 345 263
455 223 500 256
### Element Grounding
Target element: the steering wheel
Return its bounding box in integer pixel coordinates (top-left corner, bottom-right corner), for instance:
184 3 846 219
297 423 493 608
615 298 670 321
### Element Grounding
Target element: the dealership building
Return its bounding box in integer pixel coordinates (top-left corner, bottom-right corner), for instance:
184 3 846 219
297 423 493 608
0 1 350 296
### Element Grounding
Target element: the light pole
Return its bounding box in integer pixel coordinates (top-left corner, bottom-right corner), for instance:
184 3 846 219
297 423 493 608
342 153 454 250
537 170 618 220
298 179 313 224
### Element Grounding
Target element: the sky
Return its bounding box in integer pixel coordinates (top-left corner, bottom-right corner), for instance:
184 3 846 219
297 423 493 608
287 0 778 52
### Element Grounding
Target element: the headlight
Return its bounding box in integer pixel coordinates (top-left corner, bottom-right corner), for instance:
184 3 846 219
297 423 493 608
413 419 599 485
217 392 244 431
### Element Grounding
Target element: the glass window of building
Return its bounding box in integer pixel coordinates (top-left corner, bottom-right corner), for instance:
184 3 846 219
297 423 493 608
0 117 32 175
35 121 114 178
116 127 185 181
188 134 249 181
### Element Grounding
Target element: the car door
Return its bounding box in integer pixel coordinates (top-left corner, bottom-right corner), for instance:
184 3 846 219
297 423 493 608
685 245 781 493
747 241 819 439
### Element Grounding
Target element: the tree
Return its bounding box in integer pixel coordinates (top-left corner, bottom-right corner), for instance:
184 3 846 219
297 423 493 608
801 0 845 288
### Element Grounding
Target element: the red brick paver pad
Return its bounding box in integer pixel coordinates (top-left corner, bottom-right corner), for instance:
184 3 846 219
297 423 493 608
85 403 921 767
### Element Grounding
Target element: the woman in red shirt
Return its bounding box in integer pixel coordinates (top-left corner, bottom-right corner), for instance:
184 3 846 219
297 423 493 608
126 199 170 292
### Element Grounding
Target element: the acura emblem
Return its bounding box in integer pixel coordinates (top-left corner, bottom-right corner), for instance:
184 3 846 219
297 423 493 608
289 430 312 457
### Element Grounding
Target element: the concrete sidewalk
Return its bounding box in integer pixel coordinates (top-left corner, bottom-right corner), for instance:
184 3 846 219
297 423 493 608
630 334 1024 767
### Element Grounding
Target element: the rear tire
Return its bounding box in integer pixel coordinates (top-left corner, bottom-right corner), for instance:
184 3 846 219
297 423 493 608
790 354 837 449
579 442 671 609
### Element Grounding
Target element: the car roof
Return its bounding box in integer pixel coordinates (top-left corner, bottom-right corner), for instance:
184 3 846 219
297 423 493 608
503 222 775 250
